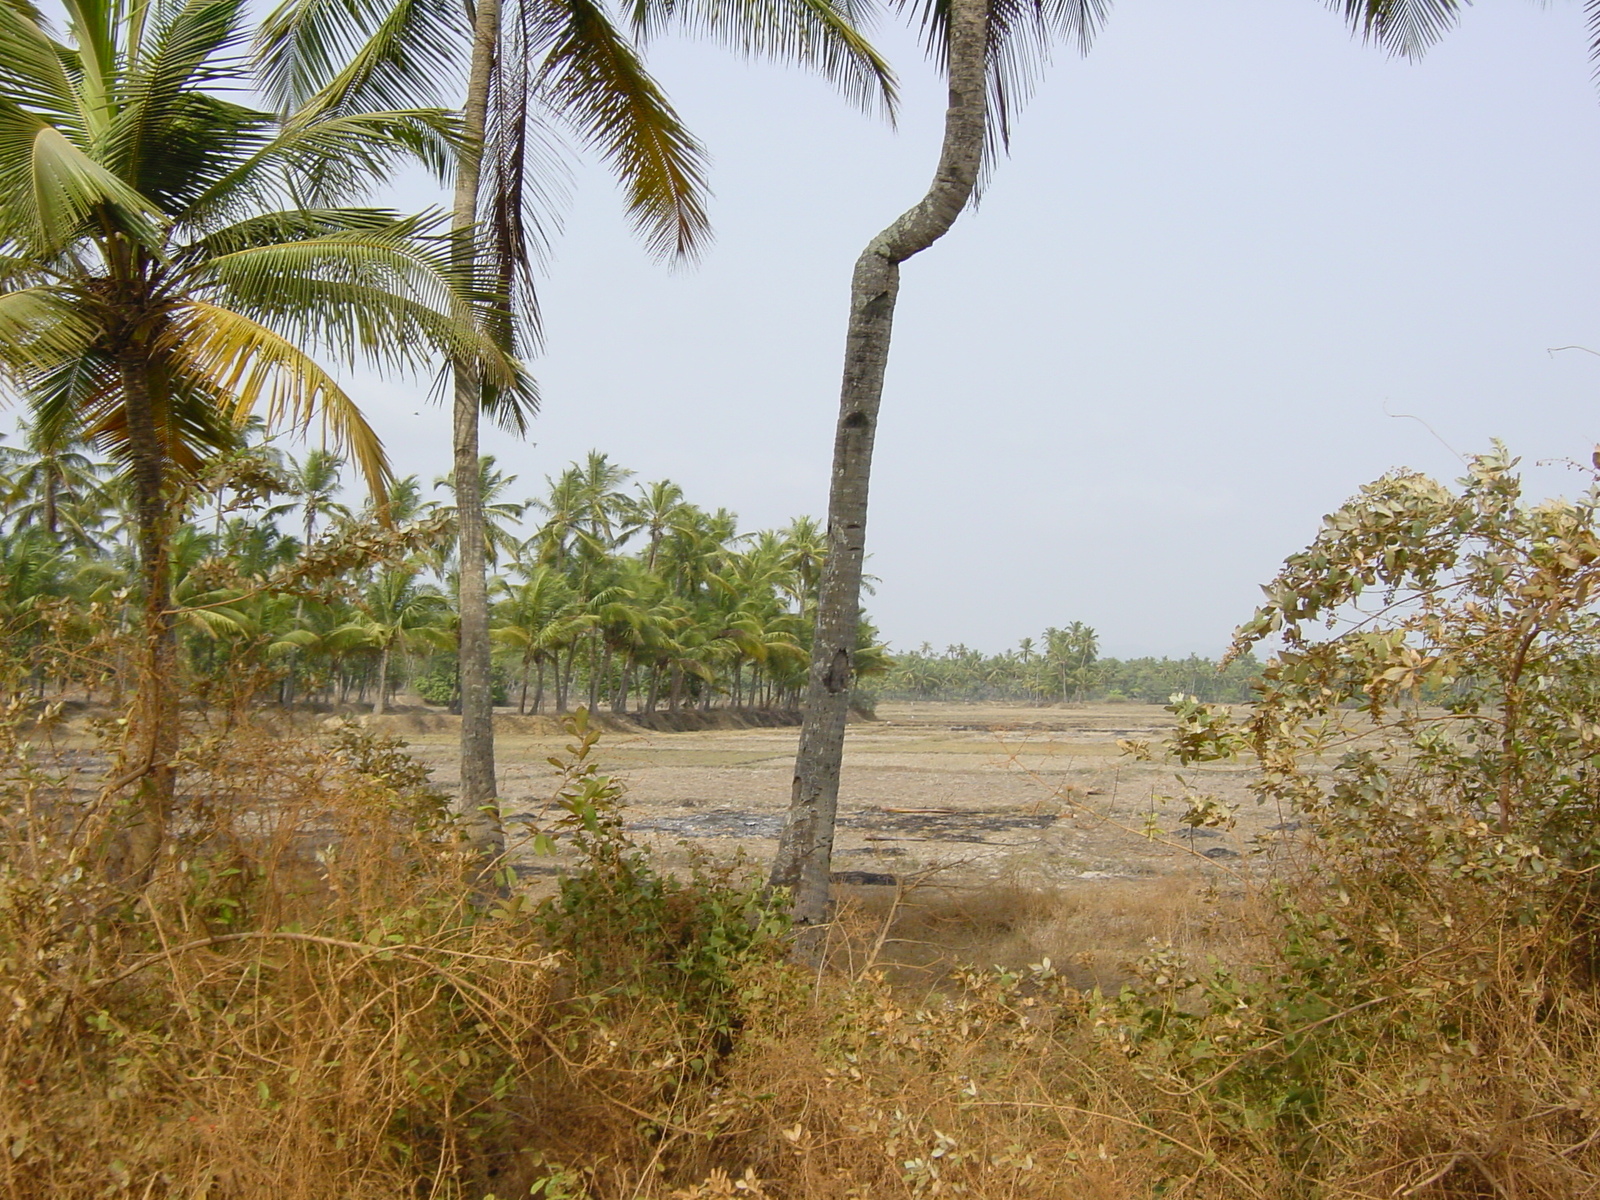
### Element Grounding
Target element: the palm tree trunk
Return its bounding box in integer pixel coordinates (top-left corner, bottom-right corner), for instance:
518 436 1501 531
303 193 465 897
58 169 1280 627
559 643 576 712
519 653 531 714
451 0 505 863
106 349 178 887
373 644 391 715
769 0 989 937
533 658 546 714
586 630 601 712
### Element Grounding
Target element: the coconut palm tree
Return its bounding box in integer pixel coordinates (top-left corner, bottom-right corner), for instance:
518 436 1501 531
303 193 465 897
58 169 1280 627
433 454 530 566
284 448 350 545
779 515 826 620
0 417 110 549
1044 621 1098 702
774 0 1461 935
629 478 688 572
0 0 524 882
491 562 591 713
330 565 454 714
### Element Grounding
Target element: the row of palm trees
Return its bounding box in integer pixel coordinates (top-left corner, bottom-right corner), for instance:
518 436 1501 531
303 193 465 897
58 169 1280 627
881 633 1263 706
0 429 884 718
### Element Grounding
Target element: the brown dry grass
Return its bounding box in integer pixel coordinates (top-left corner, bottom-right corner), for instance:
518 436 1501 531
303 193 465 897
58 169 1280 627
5 718 1600 1199
825 874 1261 993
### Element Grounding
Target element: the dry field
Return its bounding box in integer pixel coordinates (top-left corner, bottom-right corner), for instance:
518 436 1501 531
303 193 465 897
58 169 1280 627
395 701 1292 987
403 701 1286 885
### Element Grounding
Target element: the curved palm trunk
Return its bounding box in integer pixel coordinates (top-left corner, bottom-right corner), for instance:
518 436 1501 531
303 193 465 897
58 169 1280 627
107 350 179 887
769 0 989 938
452 0 505 864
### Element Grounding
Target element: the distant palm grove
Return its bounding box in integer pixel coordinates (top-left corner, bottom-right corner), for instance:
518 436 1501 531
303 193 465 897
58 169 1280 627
0 419 1258 715
0 425 898 717
879 624 1262 705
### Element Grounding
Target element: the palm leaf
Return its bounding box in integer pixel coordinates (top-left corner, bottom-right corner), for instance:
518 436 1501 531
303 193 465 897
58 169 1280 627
633 0 896 116
255 0 466 114
160 298 392 496
0 286 100 369
0 0 91 134
898 0 1106 167
110 0 256 198
183 107 456 226
531 0 710 261
194 223 521 390
16 346 118 458
1330 0 1463 59
0 102 167 251
182 205 409 257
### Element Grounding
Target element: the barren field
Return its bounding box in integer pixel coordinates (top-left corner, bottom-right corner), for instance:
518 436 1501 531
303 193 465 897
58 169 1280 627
399 701 1290 894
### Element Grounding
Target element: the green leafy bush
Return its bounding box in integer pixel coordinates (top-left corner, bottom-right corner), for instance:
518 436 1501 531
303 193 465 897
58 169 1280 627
531 712 791 1038
414 658 508 707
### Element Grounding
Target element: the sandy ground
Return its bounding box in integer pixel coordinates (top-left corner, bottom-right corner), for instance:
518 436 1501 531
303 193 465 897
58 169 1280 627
396 701 1292 891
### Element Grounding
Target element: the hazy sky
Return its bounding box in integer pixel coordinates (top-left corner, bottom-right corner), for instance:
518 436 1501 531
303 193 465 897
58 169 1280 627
28 0 1600 659
427 0 1598 660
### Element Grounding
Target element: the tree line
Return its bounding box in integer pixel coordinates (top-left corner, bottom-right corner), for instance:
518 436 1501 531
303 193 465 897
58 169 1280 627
0 423 891 718
879 631 1263 705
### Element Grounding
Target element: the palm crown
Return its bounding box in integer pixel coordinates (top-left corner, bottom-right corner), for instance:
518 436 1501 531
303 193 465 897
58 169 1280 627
0 0 525 492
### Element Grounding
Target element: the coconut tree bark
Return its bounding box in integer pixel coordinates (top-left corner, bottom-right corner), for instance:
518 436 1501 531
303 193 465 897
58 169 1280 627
106 346 179 887
373 642 392 715
769 0 989 935
453 0 506 864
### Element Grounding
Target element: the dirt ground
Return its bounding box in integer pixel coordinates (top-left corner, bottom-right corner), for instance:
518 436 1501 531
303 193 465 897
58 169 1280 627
396 701 1292 894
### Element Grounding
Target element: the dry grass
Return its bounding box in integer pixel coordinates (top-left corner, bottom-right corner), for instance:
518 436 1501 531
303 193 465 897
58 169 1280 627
4 718 1600 1199
825 874 1261 993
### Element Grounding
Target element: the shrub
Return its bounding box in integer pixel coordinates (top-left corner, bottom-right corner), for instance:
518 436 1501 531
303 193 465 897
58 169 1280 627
1099 447 1600 1195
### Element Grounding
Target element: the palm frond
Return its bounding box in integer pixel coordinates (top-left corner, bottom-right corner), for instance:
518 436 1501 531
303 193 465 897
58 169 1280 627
482 0 574 360
193 219 519 389
110 0 276 208
255 0 465 114
183 107 457 227
0 0 90 134
160 297 392 496
531 0 710 261
1586 0 1600 91
56 0 120 115
182 205 409 258
0 285 100 371
1331 0 1463 59
22 345 119 451
633 0 897 116
896 0 1106 177
0 102 167 252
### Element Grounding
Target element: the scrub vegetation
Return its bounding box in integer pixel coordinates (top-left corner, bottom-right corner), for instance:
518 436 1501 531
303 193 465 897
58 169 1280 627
9 428 1600 1198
